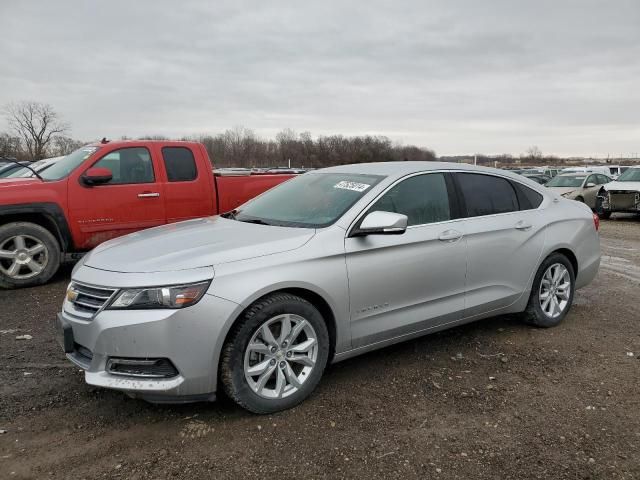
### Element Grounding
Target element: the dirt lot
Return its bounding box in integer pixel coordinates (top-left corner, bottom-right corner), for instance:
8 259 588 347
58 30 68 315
1 217 639 479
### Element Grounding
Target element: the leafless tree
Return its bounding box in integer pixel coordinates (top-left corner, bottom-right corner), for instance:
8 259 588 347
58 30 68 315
525 145 543 161
52 135 84 156
4 101 69 160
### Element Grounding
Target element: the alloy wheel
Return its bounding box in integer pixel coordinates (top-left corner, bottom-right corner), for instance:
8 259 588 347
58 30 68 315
243 314 318 399
538 263 571 318
0 235 49 280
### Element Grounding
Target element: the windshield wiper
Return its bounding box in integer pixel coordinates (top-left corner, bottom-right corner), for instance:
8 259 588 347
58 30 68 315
238 218 272 225
221 209 238 219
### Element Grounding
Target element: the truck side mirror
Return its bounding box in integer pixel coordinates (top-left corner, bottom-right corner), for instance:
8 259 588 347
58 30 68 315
82 167 113 186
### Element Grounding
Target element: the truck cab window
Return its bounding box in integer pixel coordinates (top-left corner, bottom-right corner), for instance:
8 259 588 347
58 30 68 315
92 147 154 184
162 147 197 182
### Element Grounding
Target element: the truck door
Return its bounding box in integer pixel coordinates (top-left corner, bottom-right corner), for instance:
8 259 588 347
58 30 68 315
157 145 214 223
68 146 166 249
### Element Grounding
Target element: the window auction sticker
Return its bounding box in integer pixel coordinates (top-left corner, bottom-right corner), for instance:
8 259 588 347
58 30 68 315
334 181 371 192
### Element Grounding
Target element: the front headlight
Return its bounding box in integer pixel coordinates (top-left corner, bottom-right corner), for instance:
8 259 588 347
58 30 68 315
107 281 210 310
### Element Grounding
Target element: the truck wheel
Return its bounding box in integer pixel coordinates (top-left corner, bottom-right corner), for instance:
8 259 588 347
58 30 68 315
0 222 61 289
220 293 330 414
521 253 575 328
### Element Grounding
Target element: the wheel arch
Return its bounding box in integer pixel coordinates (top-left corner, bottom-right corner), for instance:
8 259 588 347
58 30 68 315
551 247 579 276
0 203 73 253
219 286 339 367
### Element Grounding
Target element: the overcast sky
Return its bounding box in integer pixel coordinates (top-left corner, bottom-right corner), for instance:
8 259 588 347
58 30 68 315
1 1 639 157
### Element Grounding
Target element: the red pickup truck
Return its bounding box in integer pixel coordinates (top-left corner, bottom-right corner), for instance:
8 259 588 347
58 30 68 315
0 140 294 288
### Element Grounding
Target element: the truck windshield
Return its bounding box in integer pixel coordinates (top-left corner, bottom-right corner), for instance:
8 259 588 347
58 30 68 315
616 168 640 182
231 173 384 228
40 146 100 181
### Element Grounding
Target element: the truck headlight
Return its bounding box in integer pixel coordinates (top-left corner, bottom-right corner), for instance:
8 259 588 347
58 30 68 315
108 281 210 310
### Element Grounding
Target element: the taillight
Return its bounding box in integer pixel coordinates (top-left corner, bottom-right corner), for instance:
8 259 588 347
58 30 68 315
592 213 600 231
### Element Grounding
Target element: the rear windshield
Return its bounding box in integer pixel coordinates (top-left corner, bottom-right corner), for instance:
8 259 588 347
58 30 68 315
546 175 585 188
229 172 384 228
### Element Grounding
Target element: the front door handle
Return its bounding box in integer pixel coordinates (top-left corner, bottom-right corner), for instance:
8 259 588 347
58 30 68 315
438 229 463 242
515 220 532 231
138 192 160 198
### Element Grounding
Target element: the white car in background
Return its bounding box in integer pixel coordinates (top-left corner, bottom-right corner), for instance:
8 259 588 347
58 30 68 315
1 156 64 179
597 166 640 219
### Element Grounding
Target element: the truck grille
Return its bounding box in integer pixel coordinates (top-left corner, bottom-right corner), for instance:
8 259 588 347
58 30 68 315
66 282 117 318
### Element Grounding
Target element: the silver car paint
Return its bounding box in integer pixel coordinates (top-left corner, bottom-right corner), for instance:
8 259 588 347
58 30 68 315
60 162 601 401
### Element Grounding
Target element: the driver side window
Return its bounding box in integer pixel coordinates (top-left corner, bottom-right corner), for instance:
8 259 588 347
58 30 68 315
368 173 451 226
91 147 154 185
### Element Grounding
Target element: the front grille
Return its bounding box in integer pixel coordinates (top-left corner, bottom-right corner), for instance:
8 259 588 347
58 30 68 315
66 282 117 318
609 191 640 210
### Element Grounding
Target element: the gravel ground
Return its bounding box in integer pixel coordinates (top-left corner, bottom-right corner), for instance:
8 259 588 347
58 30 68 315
1 216 639 479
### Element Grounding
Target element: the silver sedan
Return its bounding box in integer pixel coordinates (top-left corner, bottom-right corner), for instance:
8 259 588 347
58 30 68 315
56 162 601 413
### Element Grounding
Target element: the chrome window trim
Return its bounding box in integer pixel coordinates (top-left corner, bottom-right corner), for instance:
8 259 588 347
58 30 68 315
346 169 547 237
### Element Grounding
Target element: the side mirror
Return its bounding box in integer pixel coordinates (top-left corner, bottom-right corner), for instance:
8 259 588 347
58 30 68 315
82 167 113 186
585 182 596 188
352 211 408 237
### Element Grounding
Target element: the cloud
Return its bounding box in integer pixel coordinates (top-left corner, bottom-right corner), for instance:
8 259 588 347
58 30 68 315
1 0 638 156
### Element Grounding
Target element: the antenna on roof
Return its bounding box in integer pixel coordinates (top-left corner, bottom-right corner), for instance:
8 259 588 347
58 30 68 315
101 137 109 144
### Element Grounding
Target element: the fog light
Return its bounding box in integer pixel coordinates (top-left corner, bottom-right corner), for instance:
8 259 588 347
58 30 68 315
106 358 178 378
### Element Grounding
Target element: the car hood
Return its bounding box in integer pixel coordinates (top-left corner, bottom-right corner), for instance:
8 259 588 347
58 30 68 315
546 186 579 196
82 216 316 273
604 181 640 192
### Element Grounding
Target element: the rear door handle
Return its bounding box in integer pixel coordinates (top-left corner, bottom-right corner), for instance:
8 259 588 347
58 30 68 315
438 229 463 242
138 192 160 198
515 220 532 231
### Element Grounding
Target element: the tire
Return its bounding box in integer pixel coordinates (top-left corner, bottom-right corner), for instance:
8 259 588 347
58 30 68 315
594 194 612 219
0 222 61 289
522 253 576 328
220 293 330 414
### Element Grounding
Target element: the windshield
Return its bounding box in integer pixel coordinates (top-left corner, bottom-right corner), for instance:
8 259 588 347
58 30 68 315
546 175 586 188
230 172 384 228
40 146 100 181
616 168 640 182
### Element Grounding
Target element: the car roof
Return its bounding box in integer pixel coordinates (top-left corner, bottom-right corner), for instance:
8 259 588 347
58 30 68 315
316 161 520 178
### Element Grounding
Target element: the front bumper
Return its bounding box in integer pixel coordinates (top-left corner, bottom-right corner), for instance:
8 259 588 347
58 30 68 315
57 289 240 403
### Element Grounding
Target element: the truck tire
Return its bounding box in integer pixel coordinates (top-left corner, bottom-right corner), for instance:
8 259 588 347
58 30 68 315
220 293 330 414
0 222 61 289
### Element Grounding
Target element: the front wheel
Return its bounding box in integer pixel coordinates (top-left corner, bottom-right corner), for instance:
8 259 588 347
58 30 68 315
595 194 612 219
220 293 330 414
522 253 575 328
0 222 61 289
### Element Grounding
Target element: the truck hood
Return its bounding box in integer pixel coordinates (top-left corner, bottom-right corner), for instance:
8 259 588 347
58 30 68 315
604 181 640 192
82 216 315 273
0 178 43 189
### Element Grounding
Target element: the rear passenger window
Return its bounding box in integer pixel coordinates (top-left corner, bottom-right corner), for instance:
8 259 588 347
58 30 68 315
512 182 543 210
369 173 450 226
162 147 197 182
456 173 519 217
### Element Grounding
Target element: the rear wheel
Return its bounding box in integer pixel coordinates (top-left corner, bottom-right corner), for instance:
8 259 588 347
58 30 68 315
522 253 575 328
0 222 61 289
220 293 330 414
